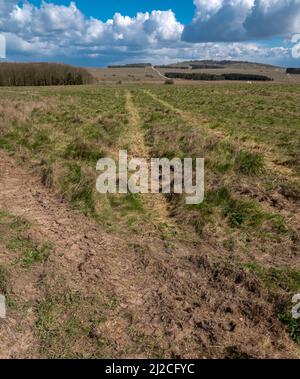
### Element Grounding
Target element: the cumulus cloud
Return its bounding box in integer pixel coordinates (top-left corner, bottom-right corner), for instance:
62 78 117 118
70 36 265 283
0 0 18 27
0 0 297 66
3 2 183 48
82 10 183 49
245 0 300 38
183 0 253 42
0 1 186 61
183 0 300 42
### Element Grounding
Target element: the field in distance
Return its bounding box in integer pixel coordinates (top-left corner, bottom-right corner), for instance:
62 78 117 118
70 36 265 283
88 60 300 84
0 82 299 358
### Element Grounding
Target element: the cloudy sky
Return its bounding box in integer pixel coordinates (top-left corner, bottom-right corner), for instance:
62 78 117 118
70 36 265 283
0 0 300 67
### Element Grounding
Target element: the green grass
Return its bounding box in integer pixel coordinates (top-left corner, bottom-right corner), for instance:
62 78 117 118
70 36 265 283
0 84 298 255
0 264 18 309
64 136 103 162
279 313 300 344
0 211 53 268
245 262 300 345
149 84 300 175
245 263 300 292
9 216 31 231
0 211 54 315
234 151 265 176
109 193 144 213
131 85 297 257
36 291 116 358
21 242 53 268
223 197 264 228
0 265 8 294
0 87 151 231
7 235 53 268
208 142 235 174
191 187 289 234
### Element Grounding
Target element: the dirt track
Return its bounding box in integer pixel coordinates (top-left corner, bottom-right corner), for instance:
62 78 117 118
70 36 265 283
0 145 297 358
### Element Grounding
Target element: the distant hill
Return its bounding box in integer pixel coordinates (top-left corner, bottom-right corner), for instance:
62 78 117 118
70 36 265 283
164 60 279 69
90 59 299 83
107 60 280 70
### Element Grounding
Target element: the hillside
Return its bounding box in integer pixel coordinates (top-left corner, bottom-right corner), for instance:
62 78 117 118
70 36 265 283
88 60 300 84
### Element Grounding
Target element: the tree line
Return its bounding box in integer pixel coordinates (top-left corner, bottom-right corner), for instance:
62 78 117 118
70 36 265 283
0 63 94 86
165 72 273 81
154 65 190 69
190 64 224 69
286 68 300 74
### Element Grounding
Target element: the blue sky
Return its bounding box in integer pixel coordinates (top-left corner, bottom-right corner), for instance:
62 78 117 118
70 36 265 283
29 0 196 24
1 1 300 67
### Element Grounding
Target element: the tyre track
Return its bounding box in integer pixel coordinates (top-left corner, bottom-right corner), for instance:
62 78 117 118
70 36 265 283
144 90 296 178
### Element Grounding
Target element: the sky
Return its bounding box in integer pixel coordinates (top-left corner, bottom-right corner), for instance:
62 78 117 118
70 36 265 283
0 0 300 67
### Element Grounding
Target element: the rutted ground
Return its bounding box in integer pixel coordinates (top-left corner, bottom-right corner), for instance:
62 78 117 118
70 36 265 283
124 90 173 227
134 88 300 267
0 85 299 358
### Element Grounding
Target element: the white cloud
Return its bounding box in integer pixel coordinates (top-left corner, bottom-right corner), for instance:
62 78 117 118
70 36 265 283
3 3 183 47
183 0 300 42
193 0 238 19
4 32 53 56
0 0 17 16
0 0 18 28
183 0 254 42
245 0 300 38
83 10 183 48
0 0 297 66
143 42 290 66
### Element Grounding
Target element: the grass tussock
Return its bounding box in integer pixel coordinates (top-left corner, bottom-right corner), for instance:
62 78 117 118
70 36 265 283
245 263 300 292
234 151 265 176
0 211 53 268
36 291 118 358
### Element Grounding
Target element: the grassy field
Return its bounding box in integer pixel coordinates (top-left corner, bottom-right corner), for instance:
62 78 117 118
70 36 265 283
0 83 299 358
